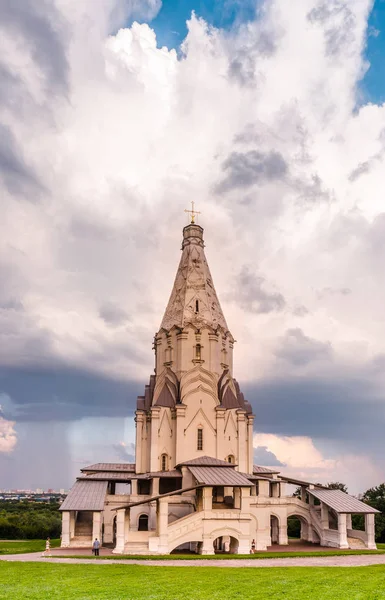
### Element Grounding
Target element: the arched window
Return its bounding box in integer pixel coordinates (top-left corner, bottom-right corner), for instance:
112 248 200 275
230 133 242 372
195 344 201 360
197 428 203 451
138 514 149 531
227 455 235 464
161 454 168 471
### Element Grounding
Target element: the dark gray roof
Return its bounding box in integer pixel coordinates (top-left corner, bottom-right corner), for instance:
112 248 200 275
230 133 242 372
81 463 135 473
177 456 235 467
79 470 182 481
188 466 253 486
253 465 280 474
308 489 380 514
280 475 325 488
59 480 108 511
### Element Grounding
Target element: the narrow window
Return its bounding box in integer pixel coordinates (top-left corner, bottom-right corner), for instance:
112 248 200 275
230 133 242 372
196 344 201 360
138 514 149 531
227 455 234 464
195 299 199 312
161 454 167 471
197 428 203 451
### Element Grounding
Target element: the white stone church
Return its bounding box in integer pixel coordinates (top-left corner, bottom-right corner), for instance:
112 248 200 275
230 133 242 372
60 217 379 554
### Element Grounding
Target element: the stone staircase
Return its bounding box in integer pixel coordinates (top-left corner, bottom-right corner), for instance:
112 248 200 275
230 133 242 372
123 541 151 554
347 536 366 549
75 512 93 537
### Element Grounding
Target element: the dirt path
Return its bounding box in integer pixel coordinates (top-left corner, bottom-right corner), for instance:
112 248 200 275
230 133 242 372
2 552 385 567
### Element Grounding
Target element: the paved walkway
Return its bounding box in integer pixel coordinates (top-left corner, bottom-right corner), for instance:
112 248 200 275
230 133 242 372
2 552 385 567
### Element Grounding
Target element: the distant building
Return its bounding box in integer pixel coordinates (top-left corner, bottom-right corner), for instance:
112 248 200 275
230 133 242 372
61 218 379 554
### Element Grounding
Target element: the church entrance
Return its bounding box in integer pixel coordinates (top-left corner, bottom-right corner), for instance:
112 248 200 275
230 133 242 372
213 535 239 554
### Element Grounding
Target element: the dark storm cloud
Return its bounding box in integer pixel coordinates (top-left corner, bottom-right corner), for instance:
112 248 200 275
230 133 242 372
307 2 356 58
275 328 332 366
99 302 130 327
216 150 288 192
0 125 44 196
227 267 286 314
253 446 285 467
245 374 385 453
0 364 142 422
0 0 69 94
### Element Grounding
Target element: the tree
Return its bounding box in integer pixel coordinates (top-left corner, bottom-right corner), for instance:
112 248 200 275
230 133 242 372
361 484 385 543
326 482 348 493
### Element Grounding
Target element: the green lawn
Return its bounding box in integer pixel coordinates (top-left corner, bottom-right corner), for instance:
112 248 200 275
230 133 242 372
0 539 60 555
1 563 385 600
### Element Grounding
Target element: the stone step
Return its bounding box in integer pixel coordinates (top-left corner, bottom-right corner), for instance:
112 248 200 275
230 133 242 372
347 536 366 549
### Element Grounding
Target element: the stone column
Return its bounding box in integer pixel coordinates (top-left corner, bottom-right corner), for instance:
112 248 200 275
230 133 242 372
247 414 255 474
131 479 138 496
70 511 75 540
215 406 226 460
300 486 307 503
236 410 247 472
61 511 70 547
321 502 329 529
279 482 286 497
176 331 188 375
365 513 376 549
208 333 219 375
201 535 214 555
150 406 161 472
202 487 213 511
258 480 270 498
135 411 145 473
175 404 186 465
157 498 169 553
113 509 125 554
278 521 288 545
152 477 160 497
92 512 102 544
233 487 241 509
241 487 251 512
337 514 349 548
346 514 352 530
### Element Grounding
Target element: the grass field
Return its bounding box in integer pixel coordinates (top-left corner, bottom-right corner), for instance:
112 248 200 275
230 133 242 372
1 563 385 599
0 539 60 555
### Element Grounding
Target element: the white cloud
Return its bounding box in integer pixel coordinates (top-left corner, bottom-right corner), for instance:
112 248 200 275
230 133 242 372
1 0 385 487
0 400 17 454
253 432 382 494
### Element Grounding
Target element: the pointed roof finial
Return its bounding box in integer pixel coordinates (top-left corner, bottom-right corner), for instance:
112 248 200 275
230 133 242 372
184 201 201 224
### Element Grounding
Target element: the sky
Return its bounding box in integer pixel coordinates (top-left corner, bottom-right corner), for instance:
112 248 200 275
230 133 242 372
1 0 385 494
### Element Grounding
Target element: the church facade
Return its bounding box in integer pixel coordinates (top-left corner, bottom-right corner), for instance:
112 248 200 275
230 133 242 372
60 219 378 554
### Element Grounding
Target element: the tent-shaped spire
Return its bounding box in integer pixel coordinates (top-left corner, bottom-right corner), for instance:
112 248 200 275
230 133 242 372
160 223 229 332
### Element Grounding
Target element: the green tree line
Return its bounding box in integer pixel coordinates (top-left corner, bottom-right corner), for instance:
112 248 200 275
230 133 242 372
0 501 61 539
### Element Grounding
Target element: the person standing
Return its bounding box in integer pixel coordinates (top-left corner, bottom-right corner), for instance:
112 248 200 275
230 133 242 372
92 538 100 556
251 539 256 554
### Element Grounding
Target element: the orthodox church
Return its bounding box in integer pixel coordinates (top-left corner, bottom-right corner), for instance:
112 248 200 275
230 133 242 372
60 212 378 554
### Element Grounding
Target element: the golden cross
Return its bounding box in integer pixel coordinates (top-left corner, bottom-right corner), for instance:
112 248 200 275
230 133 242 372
184 201 201 224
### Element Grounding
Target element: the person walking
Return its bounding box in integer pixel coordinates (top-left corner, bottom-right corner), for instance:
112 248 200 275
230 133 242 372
41 537 51 558
92 538 100 556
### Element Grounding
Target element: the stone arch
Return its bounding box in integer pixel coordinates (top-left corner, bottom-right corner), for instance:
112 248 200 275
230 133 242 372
286 509 319 545
138 514 149 531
